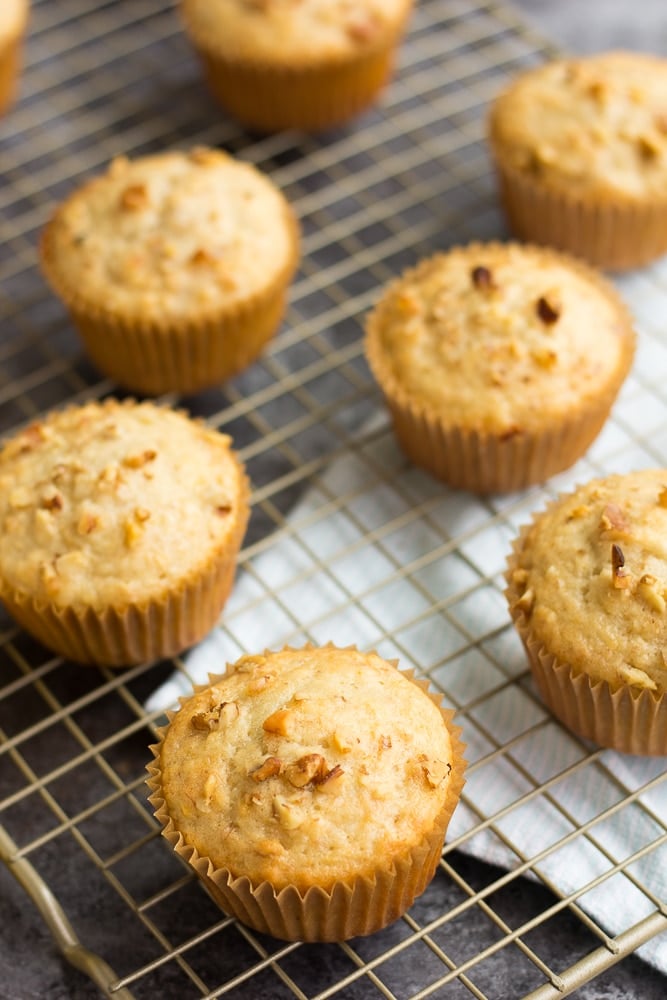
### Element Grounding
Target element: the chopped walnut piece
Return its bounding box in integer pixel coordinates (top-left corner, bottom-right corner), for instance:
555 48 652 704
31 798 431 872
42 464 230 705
638 574 666 613
77 511 99 535
8 487 31 509
586 79 608 105
637 134 661 160
262 708 292 737
123 449 157 469
611 543 631 589
566 504 590 521
251 756 283 782
285 754 327 788
215 502 232 516
312 764 345 791
532 348 557 369
395 290 420 316
515 588 534 614
189 147 220 165
3 423 44 459
41 489 63 512
536 295 561 325
247 673 274 694
124 519 142 548
619 664 657 691
419 755 452 787
273 795 305 830
331 730 354 753
345 13 380 44
600 503 630 536
119 184 148 211
189 248 217 266
191 700 239 731
471 265 495 291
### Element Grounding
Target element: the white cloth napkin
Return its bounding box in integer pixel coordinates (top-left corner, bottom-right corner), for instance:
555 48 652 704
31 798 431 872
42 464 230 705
145 262 667 972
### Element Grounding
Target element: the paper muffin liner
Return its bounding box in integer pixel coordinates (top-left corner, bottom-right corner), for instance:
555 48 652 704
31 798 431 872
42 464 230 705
365 242 635 494
181 1 413 133
40 213 299 397
0 462 249 667
505 517 667 756
0 30 23 115
147 647 466 942
192 45 399 134
489 146 667 272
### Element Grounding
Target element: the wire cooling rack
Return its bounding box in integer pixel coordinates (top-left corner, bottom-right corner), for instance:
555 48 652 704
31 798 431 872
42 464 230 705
1 1 666 998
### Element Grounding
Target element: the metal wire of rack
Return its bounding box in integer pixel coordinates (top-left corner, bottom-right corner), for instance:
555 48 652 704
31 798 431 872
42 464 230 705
0 1 666 998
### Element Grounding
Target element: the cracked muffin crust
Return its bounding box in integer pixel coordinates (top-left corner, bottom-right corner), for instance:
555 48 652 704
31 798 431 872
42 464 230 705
148 645 466 940
489 52 667 269
506 469 667 754
0 399 249 665
365 242 635 493
40 147 299 394
180 0 414 131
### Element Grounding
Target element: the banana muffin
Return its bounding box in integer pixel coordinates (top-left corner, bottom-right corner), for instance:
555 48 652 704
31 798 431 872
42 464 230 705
506 469 667 755
148 644 466 940
489 51 667 269
365 241 635 493
0 399 249 665
180 0 414 132
40 147 299 395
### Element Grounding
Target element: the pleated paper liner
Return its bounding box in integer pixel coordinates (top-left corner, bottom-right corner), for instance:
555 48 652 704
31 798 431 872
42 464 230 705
0 464 249 667
365 242 636 494
181 1 414 133
147 650 467 942
39 212 300 397
506 526 667 756
193 44 400 134
489 146 667 272
0 2 28 117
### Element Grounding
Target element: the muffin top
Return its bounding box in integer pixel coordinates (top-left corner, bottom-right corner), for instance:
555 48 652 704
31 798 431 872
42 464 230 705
0 399 248 609
157 646 457 890
365 243 634 434
181 0 412 64
508 469 667 695
489 52 667 201
0 0 28 40
40 148 298 323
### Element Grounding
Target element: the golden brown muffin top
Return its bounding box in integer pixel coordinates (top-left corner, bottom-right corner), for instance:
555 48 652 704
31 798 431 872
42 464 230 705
0 0 28 40
365 243 634 434
181 0 412 65
40 148 298 323
157 646 457 890
489 52 667 201
508 469 667 694
0 399 248 609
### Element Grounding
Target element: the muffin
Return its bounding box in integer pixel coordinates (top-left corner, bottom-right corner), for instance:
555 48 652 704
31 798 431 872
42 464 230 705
506 469 667 755
0 0 28 115
40 147 299 396
364 242 635 494
489 52 667 270
147 645 465 941
0 399 249 666
180 0 414 133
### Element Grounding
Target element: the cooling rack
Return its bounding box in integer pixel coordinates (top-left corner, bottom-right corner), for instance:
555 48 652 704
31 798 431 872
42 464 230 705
1 1 666 998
